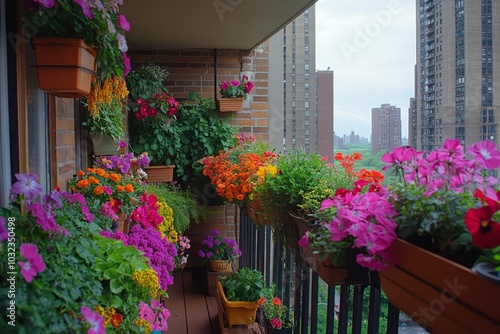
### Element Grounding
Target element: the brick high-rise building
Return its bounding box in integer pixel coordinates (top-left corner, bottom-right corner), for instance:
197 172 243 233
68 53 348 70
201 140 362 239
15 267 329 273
372 104 402 155
414 0 500 151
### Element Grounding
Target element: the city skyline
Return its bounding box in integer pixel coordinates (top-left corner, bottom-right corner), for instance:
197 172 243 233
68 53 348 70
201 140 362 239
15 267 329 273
315 0 416 139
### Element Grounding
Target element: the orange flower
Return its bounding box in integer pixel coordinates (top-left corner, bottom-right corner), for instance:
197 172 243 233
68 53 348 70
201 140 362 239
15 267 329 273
116 185 125 192
88 176 100 184
77 179 90 188
94 185 104 196
125 184 134 193
77 170 85 176
272 297 282 306
258 297 266 306
109 173 120 182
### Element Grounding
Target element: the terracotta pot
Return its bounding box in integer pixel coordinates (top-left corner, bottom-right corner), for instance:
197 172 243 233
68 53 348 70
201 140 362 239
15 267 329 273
32 37 96 98
116 212 131 235
217 97 244 112
208 260 232 272
379 238 500 333
146 165 175 183
217 281 259 326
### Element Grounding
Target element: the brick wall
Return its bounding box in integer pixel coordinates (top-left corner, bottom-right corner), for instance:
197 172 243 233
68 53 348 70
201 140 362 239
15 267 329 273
54 98 77 190
128 43 270 141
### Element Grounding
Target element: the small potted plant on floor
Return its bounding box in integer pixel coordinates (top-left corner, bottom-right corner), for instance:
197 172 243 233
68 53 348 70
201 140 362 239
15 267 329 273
198 229 241 272
217 267 269 327
258 293 294 333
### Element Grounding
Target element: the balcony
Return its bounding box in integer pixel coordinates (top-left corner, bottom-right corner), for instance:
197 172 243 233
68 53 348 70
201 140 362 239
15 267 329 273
166 211 431 334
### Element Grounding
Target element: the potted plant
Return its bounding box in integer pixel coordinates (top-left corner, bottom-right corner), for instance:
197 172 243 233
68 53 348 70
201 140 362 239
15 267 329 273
202 133 277 206
379 139 500 333
258 295 294 333
24 0 131 98
217 74 254 112
198 229 241 272
217 267 268 326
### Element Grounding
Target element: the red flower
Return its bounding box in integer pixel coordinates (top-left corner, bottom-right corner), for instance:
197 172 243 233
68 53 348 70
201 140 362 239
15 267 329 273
465 205 500 249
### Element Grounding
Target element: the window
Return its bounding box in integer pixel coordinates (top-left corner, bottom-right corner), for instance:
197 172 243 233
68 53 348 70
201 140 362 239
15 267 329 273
304 101 309 108
304 64 309 71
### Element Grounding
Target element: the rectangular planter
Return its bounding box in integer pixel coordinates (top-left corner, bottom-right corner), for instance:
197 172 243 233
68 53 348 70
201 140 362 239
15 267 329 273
217 281 259 326
32 37 96 98
146 165 175 183
379 238 500 333
217 98 244 112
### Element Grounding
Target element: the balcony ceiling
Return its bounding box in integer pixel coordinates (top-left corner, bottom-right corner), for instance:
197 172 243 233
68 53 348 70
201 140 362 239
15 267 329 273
121 0 317 50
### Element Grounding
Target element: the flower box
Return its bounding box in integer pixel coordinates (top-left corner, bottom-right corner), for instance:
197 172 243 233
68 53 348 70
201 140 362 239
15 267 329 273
217 281 259 326
217 98 244 112
379 238 500 333
91 134 118 156
32 37 96 98
146 165 175 183
289 213 376 285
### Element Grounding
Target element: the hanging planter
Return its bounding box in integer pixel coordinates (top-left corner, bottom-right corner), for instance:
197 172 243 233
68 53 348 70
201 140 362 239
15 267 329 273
208 259 232 272
32 37 96 98
146 165 175 183
217 97 244 112
379 238 500 334
90 134 119 156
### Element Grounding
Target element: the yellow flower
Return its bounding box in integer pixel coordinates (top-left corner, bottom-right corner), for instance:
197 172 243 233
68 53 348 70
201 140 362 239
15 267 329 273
132 269 160 297
134 319 151 334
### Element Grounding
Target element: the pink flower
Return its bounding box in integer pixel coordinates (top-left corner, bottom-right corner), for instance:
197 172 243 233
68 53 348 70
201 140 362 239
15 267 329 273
467 139 500 170
18 244 45 283
123 52 131 77
244 81 254 94
0 217 8 241
270 317 282 329
298 234 309 248
117 14 130 31
33 0 54 8
74 0 94 19
81 306 105 334
220 82 229 90
231 80 240 87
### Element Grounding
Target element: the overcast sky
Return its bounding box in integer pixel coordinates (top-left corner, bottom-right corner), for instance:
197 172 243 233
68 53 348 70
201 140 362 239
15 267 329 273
315 0 416 139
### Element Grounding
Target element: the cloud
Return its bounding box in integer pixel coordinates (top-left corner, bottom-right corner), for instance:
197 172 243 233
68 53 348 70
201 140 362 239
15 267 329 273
315 0 416 139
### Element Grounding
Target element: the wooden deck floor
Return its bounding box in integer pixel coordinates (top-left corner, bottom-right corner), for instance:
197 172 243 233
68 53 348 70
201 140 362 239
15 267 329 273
164 269 265 334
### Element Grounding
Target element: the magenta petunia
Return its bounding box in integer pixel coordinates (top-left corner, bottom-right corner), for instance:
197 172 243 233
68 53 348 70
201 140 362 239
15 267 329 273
467 139 500 170
34 0 55 8
117 14 130 31
81 306 105 334
18 243 45 283
74 0 94 19
0 217 8 241
11 173 43 201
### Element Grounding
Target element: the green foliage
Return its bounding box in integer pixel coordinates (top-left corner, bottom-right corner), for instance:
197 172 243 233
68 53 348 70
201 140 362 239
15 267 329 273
219 268 269 302
146 183 207 233
389 182 476 252
127 64 169 100
170 93 238 183
131 93 238 185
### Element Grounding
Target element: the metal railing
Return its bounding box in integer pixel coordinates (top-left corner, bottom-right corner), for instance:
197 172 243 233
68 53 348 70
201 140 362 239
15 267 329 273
238 210 418 334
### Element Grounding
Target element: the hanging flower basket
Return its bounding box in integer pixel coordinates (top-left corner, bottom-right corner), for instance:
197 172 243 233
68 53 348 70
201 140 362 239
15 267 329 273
209 259 232 272
32 37 96 98
217 98 244 112
379 238 500 333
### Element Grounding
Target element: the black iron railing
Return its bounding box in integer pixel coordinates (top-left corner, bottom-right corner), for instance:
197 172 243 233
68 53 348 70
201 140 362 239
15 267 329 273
238 209 417 334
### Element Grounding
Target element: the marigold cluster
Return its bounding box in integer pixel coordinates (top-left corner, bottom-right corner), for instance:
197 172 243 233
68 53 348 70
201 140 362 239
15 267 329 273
134 318 151 334
203 152 275 203
94 305 123 329
132 269 161 297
